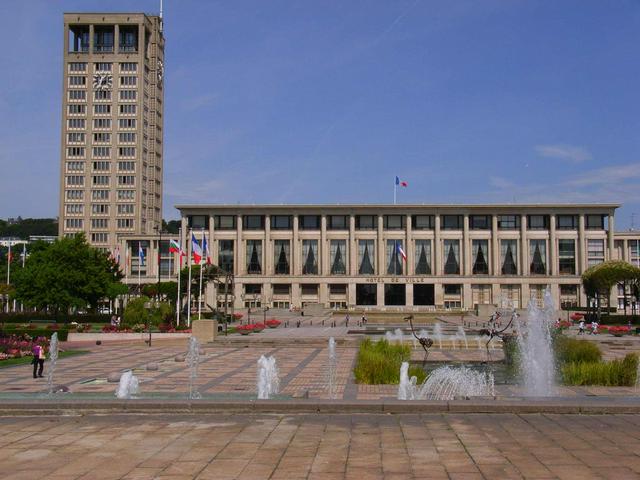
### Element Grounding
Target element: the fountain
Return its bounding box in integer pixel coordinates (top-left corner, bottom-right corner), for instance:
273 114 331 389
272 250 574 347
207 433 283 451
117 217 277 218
397 362 418 400
516 288 556 396
397 362 494 400
384 328 405 344
457 326 468 349
186 336 201 400
46 332 59 396
433 323 443 348
115 370 139 399
327 337 338 399
257 355 279 399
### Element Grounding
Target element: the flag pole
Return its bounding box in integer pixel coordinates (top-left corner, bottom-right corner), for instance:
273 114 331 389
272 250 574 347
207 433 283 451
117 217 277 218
393 177 397 205
187 230 192 327
137 241 141 288
6 243 10 313
198 229 204 320
176 228 181 326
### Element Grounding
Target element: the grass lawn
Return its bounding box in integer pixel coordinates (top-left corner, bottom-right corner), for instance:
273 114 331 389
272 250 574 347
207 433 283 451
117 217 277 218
0 349 89 369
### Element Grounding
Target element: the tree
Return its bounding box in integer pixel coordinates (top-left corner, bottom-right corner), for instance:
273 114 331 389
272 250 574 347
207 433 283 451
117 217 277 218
123 296 173 329
162 219 180 234
582 261 640 319
12 234 122 315
106 282 129 314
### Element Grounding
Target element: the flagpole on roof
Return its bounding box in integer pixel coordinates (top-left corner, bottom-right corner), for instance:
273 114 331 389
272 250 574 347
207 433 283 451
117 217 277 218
5 243 10 313
198 229 204 320
176 228 182 326
394 177 397 205
187 229 192 327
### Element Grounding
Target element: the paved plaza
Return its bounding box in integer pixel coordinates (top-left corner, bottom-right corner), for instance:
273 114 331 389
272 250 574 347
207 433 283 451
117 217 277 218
3 413 640 479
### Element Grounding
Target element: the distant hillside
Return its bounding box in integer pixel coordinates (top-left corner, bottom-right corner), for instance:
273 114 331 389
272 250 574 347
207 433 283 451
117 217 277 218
0 218 58 239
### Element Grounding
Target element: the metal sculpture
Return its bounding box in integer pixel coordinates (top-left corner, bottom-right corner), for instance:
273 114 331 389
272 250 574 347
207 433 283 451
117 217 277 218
480 310 518 359
403 315 434 364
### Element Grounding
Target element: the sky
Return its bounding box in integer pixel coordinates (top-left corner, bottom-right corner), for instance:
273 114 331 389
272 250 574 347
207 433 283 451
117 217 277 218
0 0 639 229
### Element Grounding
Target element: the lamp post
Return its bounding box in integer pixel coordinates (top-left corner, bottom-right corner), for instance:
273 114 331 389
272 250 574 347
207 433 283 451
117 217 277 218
263 305 269 323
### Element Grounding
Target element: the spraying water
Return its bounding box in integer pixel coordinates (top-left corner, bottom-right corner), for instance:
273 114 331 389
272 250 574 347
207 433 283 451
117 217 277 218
433 323 443 348
327 337 338 399
516 288 556 396
457 326 468 349
385 328 405 344
115 370 139 399
397 362 418 400
46 332 59 396
398 362 494 401
257 355 279 399
187 336 201 400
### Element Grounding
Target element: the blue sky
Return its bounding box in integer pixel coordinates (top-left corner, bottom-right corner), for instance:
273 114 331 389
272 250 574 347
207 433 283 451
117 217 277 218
0 1 639 228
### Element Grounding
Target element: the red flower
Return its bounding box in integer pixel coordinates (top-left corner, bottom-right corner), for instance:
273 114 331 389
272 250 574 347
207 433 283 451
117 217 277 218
570 313 584 321
265 319 281 328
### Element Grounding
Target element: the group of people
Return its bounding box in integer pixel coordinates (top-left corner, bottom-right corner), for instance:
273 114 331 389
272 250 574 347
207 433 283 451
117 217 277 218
577 319 599 335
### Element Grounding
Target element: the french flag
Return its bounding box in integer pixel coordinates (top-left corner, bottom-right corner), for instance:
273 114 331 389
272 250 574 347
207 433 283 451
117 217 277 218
191 233 203 264
396 242 407 262
395 176 408 187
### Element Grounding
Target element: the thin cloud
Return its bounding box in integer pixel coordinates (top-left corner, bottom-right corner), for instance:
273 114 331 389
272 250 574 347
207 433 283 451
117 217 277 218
565 163 640 188
535 144 592 163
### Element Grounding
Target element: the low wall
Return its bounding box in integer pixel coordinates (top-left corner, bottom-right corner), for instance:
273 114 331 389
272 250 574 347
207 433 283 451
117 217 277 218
67 332 191 342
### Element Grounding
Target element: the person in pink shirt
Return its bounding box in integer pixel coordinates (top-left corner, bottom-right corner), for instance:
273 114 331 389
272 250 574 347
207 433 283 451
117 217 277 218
32 344 45 379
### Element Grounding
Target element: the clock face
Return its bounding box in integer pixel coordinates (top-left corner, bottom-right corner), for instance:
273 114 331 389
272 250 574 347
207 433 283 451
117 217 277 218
157 60 164 85
93 73 112 91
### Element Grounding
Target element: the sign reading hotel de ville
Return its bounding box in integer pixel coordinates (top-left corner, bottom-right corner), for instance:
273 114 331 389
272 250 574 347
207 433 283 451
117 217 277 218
365 277 426 283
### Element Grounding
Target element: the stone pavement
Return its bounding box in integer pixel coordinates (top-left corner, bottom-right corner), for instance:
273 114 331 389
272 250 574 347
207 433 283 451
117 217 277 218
2 413 640 479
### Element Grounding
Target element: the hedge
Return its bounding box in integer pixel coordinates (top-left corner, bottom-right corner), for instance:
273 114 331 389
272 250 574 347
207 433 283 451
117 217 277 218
584 314 640 325
0 313 112 324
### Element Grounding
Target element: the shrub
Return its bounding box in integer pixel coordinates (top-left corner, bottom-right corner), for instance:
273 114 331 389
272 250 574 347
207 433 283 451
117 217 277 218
562 354 638 386
265 319 281 328
554 336 602 364
132 323 147 333
354 339 426 385
101 325 118 333
233 313 243 320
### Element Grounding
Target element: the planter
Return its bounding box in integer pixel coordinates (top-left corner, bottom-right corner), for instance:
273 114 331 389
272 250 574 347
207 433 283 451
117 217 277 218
239 330 251 335
267 325 278 329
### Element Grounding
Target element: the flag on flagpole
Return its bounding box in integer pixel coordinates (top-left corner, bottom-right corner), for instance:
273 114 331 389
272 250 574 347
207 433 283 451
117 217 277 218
169 239 184 255
395 176 408 187
191 233 203 264
202 236 211 265
138 243 145 266
396 242 407 262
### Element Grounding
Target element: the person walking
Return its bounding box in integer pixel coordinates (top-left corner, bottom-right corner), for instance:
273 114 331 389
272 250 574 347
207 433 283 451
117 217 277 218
345 313 349 328
361 314 367 325
578 320 585 335
32 344 45 379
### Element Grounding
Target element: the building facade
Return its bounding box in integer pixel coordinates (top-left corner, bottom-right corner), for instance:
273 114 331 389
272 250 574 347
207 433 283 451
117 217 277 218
118 204 640 312
58 13 165 250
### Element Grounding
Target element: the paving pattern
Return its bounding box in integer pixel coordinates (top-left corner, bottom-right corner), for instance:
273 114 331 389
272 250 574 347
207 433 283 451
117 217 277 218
2 413 640 479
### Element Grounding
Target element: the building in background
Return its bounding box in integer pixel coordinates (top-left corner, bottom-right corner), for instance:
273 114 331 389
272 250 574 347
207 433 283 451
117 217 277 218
58 13 165 251
116 203 640 312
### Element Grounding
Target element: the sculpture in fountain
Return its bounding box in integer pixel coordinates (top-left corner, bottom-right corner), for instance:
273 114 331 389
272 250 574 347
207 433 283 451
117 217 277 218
187 336 202 400
46 332 59 396
257 355 280 399
327 337 338 399
403 315 433 364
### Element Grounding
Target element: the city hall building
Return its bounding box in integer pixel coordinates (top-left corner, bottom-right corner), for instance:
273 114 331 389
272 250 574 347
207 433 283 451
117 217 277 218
118 203 640 312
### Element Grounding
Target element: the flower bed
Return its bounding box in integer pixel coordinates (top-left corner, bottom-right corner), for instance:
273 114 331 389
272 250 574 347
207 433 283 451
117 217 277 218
236 325 254 335
0 335 49 361
252 323 266 332
608 326 631 337
265 319 281 329
232 313 244 320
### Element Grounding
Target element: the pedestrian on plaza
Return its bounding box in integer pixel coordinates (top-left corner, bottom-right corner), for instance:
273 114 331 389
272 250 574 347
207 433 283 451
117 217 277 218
361 314 367 325
591 321 599 335
32 343 45 379
110 314 117 327
116 316 121 327
578 320 585 335
345 313 349 328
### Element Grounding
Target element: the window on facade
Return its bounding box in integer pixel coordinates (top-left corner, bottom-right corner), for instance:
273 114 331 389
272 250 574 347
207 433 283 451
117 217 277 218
116 190 134 200
501 239 518 275
93 132 111 143
242 215 264 230
412 215 435 230
119 76 137 86
384 215 405 230
118 26 138 52
66 161 84 172
330 240 347 275
91 233 108 244
328 215 348 230
272 284 290 295
558 239 576 274
66 190 84 200
68 118 86 129
94 62 112 72
355 215 377 230
188 215 209 229
68 75 86 86
443 239 460 274
630 240 640 267
218 240 234 273
246 240 262 274
68 104 86 115
117 204 134 215
299 215 320 230
94 118 111 129
245 284 262 294
68 90 86 101
470 215 491 230
302 240 319 274
67 147 85 157
65 175 84 186
93 90 110 101
414 240 432 275
117 175 134 186
444 284 462 295
65 218 83 229
120 62 138 72
587 239 605 267
119 104 136 114
92 147 111 158
117 161 135 171
529 239 547 275
274 240 290 274
472 240 489 274
386 240 404 275
69 62 87 72
358 240 375 275
118 147 135 157
65 204 83 214
91 204 109 215
497 215 520 230
557 215 578 230
329 284 347 295
214 215 235 230
94 104 111 115
271 215 292 230
356 284 377 305
92 190 109 200
91 218 108 229
586 215 605 230
527 215 549 230
118 133 136 143
441 215 462 230
119 118 136 128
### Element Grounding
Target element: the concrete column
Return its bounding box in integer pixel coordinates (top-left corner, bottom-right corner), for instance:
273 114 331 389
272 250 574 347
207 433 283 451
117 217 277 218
578 214 586 275
406 283 414 307
463 283 472 310
608 214 615 260
549 214 557 276
319 283 328 307
320 215 327 275
292 215 299 275
520 214 528 276
406 215 413 275
263 282 272 307
376 283 384 307
349 215 356 276
434 284 444 307
463 214 470 276
491 215 499 275
521 283 530 307
236 215 242 276
434 215 442 275
291 283 300 308
265 216 272 275
377 215 384 276
348 283 356 308
623 239 628 262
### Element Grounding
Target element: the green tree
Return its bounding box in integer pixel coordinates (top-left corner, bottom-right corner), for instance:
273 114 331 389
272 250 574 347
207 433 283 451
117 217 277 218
123 296 173 329
12 234 122 315
582 261 640 319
